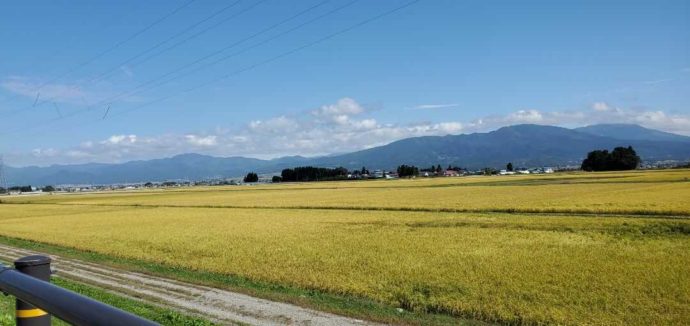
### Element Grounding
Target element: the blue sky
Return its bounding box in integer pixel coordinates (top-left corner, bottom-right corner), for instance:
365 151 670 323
1 0 688 166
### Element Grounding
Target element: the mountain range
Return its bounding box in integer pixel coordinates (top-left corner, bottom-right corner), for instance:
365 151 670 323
5 124 690 185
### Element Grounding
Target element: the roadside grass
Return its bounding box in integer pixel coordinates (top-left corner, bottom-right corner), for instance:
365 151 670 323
0 236 472 326
1 259 213 326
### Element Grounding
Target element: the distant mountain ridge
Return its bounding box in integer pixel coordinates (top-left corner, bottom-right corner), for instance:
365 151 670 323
574 124 690 142
6 154 309 185
309 124 690 169
5 124 690 185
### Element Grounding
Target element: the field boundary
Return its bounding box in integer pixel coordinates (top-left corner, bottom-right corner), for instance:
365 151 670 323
2 201 689 219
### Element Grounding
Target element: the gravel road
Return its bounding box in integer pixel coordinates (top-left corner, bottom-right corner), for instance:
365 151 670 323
0 244 382 326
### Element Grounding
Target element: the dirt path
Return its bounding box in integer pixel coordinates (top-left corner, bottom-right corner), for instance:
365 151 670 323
0 244 382 326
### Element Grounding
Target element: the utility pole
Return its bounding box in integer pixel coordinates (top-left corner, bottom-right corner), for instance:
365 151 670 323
0 155 8 195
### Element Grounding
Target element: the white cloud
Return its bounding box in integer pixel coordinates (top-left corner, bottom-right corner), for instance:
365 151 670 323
249 116 298 133
311 97 364 117
592 102 611 112
6 98 690 166
185 135 217 147
412 103 459 110
508 109 543 123
103 134 137 145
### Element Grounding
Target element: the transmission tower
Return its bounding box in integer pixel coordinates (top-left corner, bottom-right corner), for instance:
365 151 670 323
0 155 8 195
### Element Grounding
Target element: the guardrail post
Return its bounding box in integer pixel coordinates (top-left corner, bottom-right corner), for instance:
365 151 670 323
14 255 51 326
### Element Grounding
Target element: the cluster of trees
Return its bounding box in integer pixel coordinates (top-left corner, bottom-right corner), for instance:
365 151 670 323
281 166 348 182
581 146 640 171
396 165 419 177
420 164 464 173
2 185 33 193
243 172 259 183
351 167 370 176
0 185 55 193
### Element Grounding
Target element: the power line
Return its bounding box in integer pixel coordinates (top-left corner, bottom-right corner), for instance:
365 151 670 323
84 0 246 85
110 0 422 119
84 0 339 110
0 0 196 113
0 1 140 105
2 0 420 136
1 0 259 119
43 0 198 84
121 0 271 71
16 0 339 124
23 0 247 111
0 155 8 193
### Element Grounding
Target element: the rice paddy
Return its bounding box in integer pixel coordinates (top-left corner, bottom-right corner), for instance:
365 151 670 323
1 169 689 324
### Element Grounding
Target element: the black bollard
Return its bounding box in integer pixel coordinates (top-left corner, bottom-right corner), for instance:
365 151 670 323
14 255 51 326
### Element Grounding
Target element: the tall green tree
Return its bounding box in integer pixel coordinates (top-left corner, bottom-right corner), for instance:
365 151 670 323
281 166 349 182
397 165 419 178
581 146 640 171
243 172 259 183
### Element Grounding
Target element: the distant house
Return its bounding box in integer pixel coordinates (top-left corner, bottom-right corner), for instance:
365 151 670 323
543 167 554 173
444 170 459 177
516 168 530 174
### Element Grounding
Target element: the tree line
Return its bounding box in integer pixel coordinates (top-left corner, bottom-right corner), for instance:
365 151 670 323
581 146 640 171
280 166 349 182
242 146 641 185
420 165 464 173
0 185 55 193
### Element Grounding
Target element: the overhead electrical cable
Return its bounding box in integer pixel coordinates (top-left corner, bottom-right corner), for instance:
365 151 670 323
0 0 196 114
0 1 139 105
87 0 340 111
88 0 247 84
1 0 420 136
107 0 421 120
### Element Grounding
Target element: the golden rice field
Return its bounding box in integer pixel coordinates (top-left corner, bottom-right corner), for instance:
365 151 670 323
4 169 690 216
1 169 689 325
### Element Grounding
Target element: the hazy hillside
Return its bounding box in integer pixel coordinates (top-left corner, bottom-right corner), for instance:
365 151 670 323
6 154 308 185
312 124 690 169
575 124 690 142
6 124 690 185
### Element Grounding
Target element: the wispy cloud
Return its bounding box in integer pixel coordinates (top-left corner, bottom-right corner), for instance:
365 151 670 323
643 78 674 85
0 76 142 107
119 66 134 78
1 77 87 104
412 103 460 110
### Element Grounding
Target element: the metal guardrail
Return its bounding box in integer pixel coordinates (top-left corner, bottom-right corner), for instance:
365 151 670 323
0 255 159 326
